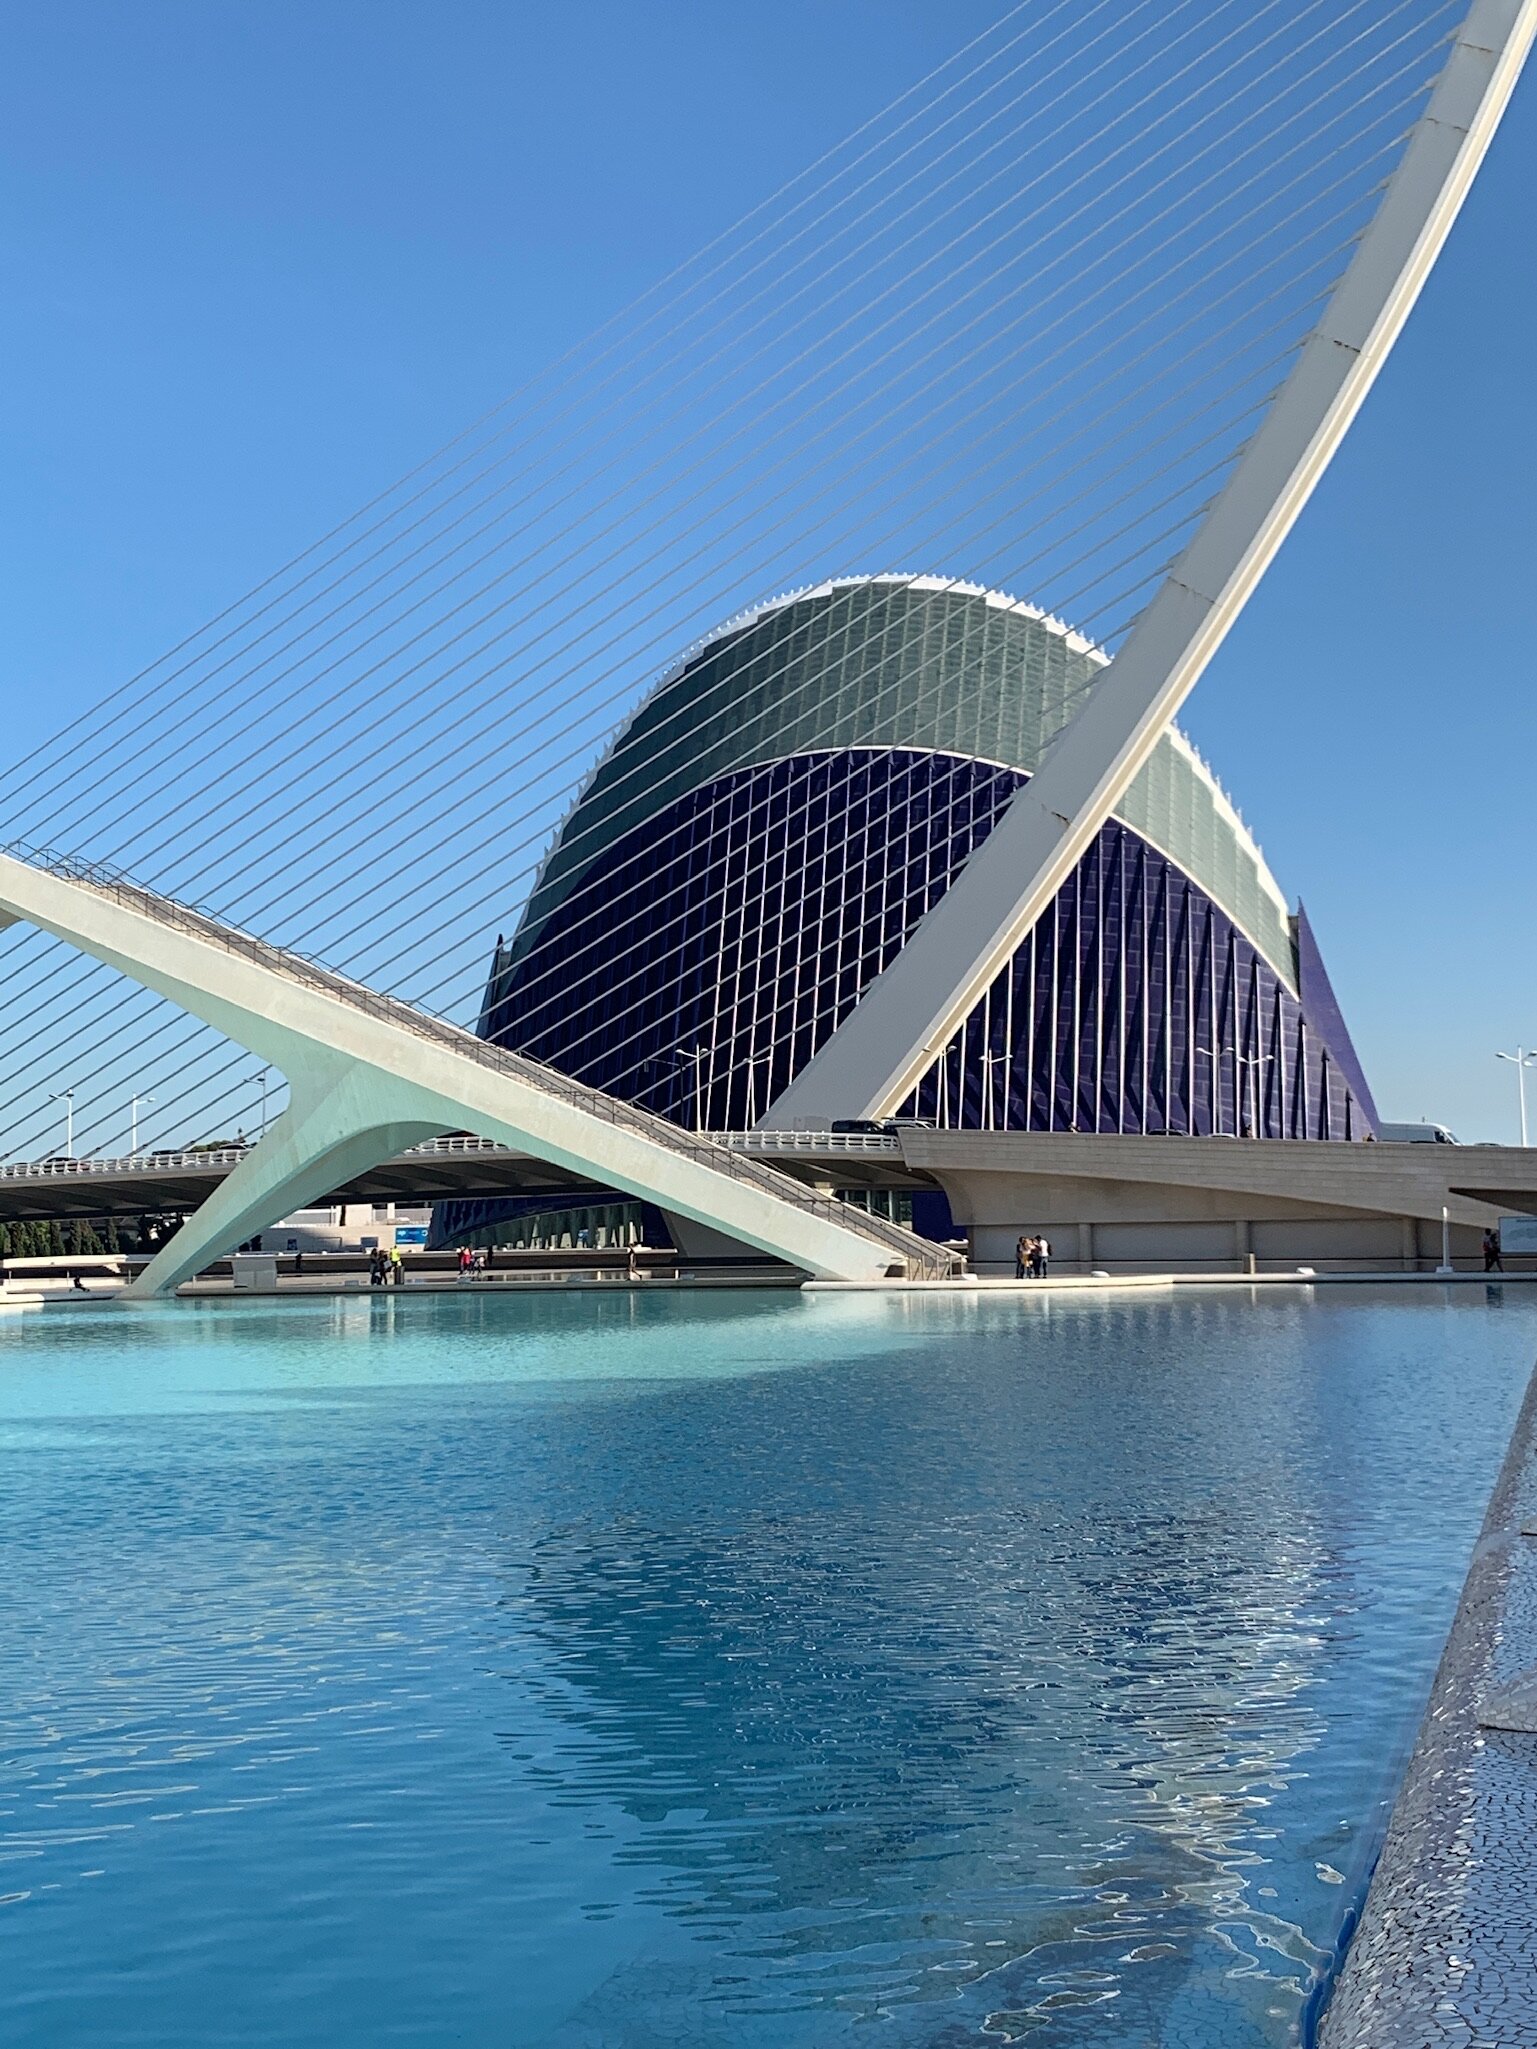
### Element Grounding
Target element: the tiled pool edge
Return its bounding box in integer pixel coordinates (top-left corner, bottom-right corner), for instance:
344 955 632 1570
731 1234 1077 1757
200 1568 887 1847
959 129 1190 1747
1318 1358 1537 2049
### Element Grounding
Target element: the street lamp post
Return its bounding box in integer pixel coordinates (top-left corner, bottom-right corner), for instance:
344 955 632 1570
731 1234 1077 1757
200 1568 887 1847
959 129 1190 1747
676 1047 708 1131
1196 1042 1272 1137
1496 1046 1537 1147
129 1093 155 1157
258 1068 270 1138
979 1046 1003 1131
49 1088 75 1161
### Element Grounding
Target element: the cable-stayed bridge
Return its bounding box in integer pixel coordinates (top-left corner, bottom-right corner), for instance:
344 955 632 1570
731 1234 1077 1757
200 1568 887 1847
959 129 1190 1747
0 0 1530 1292
0 853 950 1285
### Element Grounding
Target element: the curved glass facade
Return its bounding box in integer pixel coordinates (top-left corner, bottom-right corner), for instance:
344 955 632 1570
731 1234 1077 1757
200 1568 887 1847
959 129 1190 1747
472 577 1376 1143
512 577 1297 988
484 745 1366 1139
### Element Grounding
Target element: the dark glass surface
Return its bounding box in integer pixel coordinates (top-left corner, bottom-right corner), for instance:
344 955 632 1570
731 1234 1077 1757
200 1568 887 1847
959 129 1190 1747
482 746 1365 1139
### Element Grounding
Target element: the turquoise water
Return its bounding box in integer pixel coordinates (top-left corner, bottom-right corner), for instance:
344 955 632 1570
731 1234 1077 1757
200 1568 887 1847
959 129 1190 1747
0 1286 1531 2047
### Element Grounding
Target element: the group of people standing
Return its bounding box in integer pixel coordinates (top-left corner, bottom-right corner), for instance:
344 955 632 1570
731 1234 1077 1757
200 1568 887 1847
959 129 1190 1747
1014 1232 1052 1279
369 1246 404 1287
456 1245 488 1278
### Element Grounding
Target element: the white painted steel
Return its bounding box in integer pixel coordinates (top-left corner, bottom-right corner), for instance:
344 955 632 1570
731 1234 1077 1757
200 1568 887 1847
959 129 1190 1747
767 0 1537 1127
0 853 950 1291
0 1134 526 1181
713 1131 904 1155
0 1130 902 1182
1495 1045 1537 1146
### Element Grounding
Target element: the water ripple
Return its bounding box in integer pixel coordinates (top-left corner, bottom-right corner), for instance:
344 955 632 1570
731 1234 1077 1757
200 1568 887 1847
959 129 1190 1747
0 1285 1529 2046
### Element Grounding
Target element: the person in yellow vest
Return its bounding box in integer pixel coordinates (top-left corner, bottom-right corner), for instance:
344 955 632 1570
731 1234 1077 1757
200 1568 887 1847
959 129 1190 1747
389 1245 405 1287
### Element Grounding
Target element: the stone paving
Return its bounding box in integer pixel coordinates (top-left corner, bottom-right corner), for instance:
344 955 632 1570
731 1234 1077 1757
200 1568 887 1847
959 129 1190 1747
1319 1357 1537 2048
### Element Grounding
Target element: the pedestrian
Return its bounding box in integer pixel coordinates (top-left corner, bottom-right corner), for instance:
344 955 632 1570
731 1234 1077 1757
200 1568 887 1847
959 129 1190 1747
369 1247 384 1288
1483 1227 1504 1273
1015 1231 1033 1280
1034 1234 1052 1280
390 1245 404 1287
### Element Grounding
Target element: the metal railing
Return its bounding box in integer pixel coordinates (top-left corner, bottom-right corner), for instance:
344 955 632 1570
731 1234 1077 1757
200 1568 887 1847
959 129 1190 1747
712 1130 903 1154
0 1149 250 1178
0 1131 906 1177
7 844 958 1277
0 1134 527 1179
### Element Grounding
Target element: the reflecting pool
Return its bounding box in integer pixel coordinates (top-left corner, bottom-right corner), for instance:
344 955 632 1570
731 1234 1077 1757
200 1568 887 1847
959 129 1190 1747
0 1285 1531 2047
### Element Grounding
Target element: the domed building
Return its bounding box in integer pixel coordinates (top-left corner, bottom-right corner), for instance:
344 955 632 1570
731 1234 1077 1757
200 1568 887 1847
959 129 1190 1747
475 576 1377 1146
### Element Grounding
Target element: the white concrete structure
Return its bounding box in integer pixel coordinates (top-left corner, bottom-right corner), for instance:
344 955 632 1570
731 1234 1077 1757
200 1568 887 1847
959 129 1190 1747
891 1130 1537 1277
257 1201 433 1255
770 0 1537 1127
0 854 953 1292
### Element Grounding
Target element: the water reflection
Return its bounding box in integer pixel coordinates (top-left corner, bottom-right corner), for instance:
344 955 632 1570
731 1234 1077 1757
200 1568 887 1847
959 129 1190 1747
0 1289 1529 2047
478 1294 1394 2042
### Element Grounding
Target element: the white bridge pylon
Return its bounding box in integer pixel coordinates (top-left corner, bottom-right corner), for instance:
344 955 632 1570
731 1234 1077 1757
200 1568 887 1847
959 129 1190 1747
769 0 1537 1129
0 853 945 1292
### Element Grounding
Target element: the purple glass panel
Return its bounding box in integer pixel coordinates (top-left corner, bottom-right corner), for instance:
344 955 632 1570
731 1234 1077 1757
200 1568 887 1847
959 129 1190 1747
478 747 1372 1142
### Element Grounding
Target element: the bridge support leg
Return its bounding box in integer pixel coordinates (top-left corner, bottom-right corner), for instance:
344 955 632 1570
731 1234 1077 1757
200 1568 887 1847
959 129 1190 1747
0 854 925 1283
129 1060 448 1298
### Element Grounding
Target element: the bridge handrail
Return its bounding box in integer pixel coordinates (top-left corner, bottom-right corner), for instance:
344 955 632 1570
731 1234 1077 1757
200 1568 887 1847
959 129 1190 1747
0 1150 253 1177
0 1135 540 1178
0 1131 903 1176
713 1130 902 1154
9 845 956 1276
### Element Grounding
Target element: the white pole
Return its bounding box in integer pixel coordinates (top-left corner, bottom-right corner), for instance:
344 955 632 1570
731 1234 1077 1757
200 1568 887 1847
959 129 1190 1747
1437 1204 1454 1276
980 1047 997 1131
1495 1047 1536 1146
50 1088 75 1160
130 1093 154 1156
678 1047 706 1131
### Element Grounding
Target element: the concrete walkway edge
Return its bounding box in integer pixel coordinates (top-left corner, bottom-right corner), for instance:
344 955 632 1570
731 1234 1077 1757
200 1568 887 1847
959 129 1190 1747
1319 1356 1537 2047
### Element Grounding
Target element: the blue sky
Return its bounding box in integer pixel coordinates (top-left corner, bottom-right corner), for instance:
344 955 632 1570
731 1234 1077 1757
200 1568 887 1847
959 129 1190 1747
2 1 1534 1141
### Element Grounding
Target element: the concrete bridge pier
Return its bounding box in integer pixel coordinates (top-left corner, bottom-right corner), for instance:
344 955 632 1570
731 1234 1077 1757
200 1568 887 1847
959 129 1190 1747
131 1057 447 1296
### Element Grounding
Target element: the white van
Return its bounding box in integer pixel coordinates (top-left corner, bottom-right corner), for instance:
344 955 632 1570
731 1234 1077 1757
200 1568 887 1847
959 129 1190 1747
1377 1121 1459 1145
